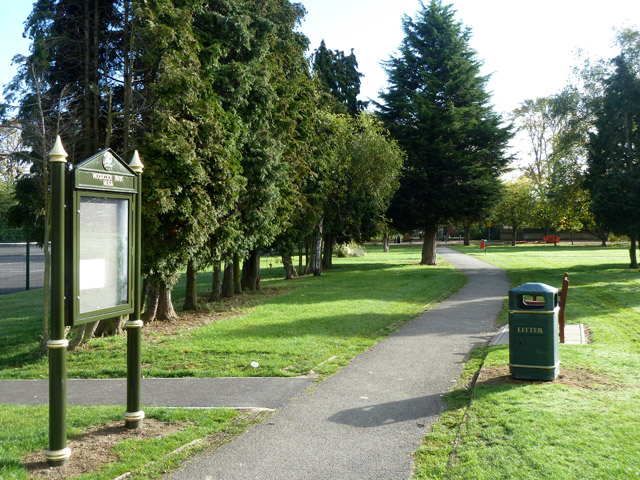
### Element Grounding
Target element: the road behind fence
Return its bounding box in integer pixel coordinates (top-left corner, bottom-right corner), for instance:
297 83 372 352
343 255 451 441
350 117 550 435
0 242 45 295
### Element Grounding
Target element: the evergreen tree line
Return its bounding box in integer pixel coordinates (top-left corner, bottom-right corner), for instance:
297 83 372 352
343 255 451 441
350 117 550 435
1 0 405 343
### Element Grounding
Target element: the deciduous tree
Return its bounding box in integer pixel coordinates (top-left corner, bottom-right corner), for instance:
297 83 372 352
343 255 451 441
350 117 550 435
494 179 536 246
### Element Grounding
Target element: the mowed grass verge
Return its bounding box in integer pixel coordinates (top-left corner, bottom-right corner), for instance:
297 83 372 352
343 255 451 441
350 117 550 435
414 244 640 479
0 245 465 379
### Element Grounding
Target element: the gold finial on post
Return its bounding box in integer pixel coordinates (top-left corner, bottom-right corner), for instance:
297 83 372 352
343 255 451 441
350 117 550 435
49 136 68 163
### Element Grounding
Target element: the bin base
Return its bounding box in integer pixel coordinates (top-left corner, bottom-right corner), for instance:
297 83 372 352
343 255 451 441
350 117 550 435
509 362 559 381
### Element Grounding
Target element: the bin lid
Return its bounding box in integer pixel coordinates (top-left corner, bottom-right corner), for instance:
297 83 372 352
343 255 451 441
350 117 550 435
510 282 558 295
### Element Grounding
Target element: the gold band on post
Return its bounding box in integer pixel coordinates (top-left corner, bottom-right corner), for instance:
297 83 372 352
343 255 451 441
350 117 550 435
124 319 144 329
123 410 145 422
509 362 560 370
47 339 69 349
45 447 71 462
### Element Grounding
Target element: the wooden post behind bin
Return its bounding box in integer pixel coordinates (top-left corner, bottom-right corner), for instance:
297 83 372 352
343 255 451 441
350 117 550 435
558 273 569 343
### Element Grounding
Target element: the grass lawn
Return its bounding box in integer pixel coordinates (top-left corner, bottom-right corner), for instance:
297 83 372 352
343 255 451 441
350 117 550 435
0 245 465 379
414 244 640 479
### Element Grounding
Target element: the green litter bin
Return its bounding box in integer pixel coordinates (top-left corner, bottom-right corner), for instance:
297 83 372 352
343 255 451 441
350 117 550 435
508 283 559 381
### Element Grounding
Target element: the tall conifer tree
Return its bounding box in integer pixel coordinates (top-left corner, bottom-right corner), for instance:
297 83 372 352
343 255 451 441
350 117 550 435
377 1 511 264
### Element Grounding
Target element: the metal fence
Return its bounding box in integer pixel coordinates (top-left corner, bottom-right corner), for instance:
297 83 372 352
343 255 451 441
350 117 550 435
0 228 45 295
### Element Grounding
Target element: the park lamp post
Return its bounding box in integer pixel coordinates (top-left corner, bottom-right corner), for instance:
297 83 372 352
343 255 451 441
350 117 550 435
46 136 71 467
124 150 144 429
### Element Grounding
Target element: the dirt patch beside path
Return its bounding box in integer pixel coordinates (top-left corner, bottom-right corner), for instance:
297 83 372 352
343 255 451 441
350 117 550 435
23 418 182 479
476 365 622 390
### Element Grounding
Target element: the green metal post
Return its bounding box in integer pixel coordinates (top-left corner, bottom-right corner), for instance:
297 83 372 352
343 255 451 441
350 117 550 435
26 235 30 291
124 150 144 429
46 136 70 467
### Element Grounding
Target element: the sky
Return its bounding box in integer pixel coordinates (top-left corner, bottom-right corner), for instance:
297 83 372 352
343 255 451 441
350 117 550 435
298 0 640 115
1 1 639 163
0 1 32 100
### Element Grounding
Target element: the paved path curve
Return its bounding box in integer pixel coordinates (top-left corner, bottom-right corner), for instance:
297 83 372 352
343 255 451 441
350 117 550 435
164 247 509 480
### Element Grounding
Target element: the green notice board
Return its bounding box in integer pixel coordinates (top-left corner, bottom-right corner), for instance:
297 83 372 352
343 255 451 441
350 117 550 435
66 149 138 326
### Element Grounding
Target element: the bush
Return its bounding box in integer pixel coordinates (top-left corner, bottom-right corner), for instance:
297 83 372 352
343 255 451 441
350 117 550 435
335 242 367 258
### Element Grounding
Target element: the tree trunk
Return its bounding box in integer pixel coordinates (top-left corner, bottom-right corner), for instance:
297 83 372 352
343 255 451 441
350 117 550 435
282 254 298 280
210 259 222 301
313 219 323 276
630 235 638 269
252 250 261 291
98 316 126 336
183 260 198 311
122 0 132 159
141 277 148 314
40 236 50 355
105 88 113 147
383 232 389 253
511 225 518 247
68 324 87 351
421 223 438 265
83 0 91 157
463 225 471 246
599 229 609 247
243 248 261 291
144 282 159 324
68 320 99 351
32 67 50 355
92 0 100 149
241 257 249 290
233 252 242 294
298 242 303 274
222 259 234 298
301 239 310 275
157 283 178 320
322 234 333 269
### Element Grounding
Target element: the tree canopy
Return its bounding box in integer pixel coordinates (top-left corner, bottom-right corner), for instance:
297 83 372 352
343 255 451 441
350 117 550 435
312 40 366 115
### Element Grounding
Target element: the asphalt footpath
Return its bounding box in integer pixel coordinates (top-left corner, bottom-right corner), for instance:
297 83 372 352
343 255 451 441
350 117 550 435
0 377 315 410
163 247 509 480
